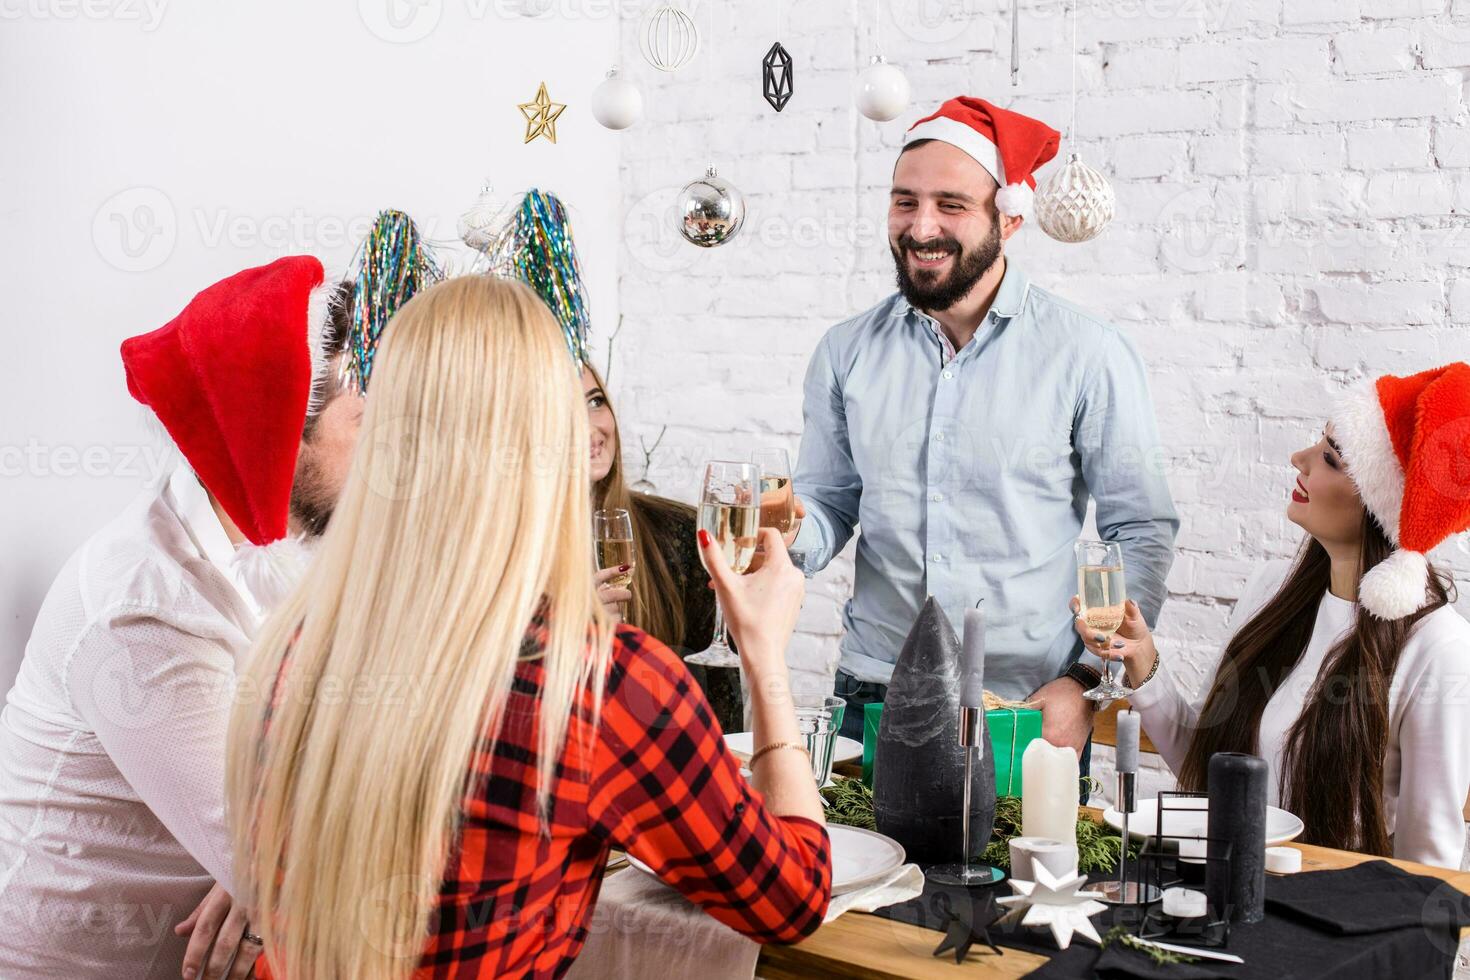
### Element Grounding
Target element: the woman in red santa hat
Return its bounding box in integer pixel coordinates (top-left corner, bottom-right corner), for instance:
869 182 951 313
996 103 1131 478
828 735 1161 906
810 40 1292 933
0 256 361 979
1076 362 1470 868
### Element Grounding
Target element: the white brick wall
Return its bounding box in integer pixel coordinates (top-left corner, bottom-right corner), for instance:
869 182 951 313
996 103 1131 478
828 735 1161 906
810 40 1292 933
610 0 1470 831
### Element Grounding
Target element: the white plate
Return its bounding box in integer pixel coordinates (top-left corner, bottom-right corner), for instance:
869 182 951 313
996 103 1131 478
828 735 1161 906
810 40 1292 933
1103 796 1305 847
628 824 905 896
723 731 864 765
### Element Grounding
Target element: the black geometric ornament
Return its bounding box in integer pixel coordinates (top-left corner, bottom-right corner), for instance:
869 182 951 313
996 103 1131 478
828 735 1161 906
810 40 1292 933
931 890 1005 964
762 41 793 111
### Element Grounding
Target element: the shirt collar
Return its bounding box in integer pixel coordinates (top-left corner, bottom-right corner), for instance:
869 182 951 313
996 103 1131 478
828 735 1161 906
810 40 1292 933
166 466 262 617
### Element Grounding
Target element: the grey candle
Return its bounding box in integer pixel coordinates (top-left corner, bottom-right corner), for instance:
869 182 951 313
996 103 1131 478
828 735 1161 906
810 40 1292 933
960 606 985 709
1205 752 1268 923
1115 710 1140 774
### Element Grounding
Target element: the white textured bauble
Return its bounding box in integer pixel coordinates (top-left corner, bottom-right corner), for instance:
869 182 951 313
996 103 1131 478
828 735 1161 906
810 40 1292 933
856 55 910 122
591 68 643 130
639 3 699 72
457 182 509 253
1034 154 1115 244
676 167 744 247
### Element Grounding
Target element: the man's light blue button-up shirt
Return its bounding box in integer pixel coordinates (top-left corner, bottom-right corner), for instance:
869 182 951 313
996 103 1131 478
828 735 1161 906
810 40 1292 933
791 261 1179 701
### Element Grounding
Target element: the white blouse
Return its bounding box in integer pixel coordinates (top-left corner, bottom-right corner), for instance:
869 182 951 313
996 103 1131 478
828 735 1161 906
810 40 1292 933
0 467 263 978
1131 560 1470 869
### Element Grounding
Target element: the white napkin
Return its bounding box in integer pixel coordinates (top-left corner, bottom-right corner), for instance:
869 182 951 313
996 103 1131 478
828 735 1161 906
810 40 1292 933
565 867 759 980
823 863 925 922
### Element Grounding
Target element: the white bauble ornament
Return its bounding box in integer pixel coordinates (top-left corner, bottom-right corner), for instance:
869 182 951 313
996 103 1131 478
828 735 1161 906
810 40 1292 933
856 55 910 122
457 181 509 253
639 3 699 72
591 67 643 130
676 166 744 247
1034 154 1115 244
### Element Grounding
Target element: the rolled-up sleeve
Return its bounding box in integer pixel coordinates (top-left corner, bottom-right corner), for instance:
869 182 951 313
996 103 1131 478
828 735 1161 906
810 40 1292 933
588 632 831 943
791 332 862 577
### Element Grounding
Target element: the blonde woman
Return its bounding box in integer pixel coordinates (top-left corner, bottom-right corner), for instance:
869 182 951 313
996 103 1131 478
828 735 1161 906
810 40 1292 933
227 276 829 980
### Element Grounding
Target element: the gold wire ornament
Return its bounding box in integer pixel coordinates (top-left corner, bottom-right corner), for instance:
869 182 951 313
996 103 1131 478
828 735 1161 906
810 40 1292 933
518 82 566 144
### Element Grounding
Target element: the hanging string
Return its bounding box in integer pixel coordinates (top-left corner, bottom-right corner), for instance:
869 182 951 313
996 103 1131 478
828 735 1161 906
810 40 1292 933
1068 0 1078 142
875 0 882 55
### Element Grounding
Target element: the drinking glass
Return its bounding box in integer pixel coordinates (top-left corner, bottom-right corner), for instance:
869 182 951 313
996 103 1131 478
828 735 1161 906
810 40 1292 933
795 695 846 787
752 448 796 537
1075 540 1132 702
687 461 760 669
593 508 635 617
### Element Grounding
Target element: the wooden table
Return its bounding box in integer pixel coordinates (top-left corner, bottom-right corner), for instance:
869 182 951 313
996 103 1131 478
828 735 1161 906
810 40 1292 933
755 808 1470 980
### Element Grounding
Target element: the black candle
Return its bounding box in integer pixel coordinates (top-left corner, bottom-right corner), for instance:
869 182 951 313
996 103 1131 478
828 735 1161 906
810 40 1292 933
1205 752 1268 923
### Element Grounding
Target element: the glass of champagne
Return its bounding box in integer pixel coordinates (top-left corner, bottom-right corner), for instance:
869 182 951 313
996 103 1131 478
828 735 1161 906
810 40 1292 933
1076 540 1132 702
593 508 635 617
753 448 795 537
687 461 760 669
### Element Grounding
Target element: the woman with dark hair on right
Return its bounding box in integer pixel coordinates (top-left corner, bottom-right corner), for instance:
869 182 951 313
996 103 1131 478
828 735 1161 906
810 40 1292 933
1077 363 1470 868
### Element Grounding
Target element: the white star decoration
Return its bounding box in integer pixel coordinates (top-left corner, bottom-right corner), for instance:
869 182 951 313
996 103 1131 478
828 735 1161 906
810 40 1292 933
995 864 1108 950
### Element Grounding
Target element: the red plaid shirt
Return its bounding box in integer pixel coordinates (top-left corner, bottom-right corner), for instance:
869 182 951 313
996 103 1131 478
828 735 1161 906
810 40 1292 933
259 619 830 979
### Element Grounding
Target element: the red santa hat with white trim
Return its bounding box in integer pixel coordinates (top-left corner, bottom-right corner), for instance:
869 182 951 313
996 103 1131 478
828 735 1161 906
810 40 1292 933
121 255 341 606
1331 361 1470 620
904 96 1061 218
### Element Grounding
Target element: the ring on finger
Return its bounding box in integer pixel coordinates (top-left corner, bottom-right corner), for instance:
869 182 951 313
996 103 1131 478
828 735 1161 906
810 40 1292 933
242 932 264 946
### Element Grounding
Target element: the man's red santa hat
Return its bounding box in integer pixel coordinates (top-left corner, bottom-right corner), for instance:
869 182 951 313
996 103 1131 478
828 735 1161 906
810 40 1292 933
121 255 341 605
904 97 1061 218
1332 361 1470 619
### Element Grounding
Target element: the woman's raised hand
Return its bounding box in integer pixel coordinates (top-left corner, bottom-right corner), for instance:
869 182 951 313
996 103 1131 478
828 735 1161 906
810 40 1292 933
1071 597 1159 688
699 527 804 673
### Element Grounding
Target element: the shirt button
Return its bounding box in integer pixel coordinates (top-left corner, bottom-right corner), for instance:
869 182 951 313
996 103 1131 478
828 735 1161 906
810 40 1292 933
934 432 945 442
930 553 943 562
942 370 954 380
931 493 944 502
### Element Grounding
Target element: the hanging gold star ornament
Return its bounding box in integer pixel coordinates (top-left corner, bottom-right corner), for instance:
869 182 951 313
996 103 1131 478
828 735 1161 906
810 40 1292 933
518 82 566 144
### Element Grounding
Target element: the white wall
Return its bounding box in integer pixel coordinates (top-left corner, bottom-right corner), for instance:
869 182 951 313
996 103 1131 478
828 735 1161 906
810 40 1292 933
0 0 627 690
611 0 1470 702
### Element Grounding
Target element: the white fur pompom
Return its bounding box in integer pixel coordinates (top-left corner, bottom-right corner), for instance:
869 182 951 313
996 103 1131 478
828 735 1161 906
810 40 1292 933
232 537 314 609
1359 549 1429 620
995 181 1034 218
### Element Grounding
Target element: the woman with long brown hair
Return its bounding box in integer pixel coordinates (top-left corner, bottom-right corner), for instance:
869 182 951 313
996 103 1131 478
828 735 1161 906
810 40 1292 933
227 276 829 979
582 362 715 653
1077 363 1470 867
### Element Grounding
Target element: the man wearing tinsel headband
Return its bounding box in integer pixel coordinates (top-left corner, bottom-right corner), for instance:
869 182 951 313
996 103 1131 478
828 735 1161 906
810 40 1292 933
788 97 1178 771
0 257 364 980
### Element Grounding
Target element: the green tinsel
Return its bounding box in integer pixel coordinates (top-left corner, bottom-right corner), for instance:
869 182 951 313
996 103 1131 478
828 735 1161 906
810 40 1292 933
485 189 591 366
346 209 444 393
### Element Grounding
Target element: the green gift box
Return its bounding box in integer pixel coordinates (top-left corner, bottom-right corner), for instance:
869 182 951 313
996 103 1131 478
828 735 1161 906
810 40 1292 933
862 702 1042 796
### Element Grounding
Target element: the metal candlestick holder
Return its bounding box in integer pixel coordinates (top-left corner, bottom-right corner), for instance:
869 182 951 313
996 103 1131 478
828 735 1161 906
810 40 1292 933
926 706 1006 887
1136 791 1234 949
1099 770 1160 905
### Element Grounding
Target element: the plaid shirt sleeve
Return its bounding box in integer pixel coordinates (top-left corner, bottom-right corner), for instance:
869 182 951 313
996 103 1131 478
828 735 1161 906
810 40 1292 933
588 626 831 944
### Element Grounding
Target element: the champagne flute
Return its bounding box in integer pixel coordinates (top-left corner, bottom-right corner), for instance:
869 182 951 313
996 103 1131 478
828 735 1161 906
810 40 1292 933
753 448 796 538
687 461 760 669
1076 540 1133 702
593 508 635 618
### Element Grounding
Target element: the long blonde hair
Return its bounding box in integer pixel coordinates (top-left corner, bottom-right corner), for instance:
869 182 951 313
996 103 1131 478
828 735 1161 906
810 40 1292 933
585 362 694 647
227 276 613 980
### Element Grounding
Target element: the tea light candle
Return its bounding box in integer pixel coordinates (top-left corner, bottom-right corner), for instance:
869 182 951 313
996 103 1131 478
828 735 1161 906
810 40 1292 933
1009 837 1079 882
1162 887 1207 919
1178 838 1207 864
1022 739 1079 846
1265 846 1302 874
960 606 985 709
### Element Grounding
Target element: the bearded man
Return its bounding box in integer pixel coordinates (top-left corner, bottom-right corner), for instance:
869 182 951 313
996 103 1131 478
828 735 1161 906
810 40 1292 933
788 98 1178 773
0 257 361 979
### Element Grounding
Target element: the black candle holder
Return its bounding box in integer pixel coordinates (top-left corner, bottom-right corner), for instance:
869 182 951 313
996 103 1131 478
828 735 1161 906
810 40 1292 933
1135 790 1234 949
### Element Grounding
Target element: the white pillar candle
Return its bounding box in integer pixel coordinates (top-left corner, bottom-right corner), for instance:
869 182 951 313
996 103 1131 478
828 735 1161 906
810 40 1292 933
960 607 986 709
1009 837 1079 882
1115 710 1141 775
1021 739 1079 847
1162 887 1207 918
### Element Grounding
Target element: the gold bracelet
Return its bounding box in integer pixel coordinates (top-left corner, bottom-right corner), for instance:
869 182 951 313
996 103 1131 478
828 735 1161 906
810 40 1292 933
746 740 809 769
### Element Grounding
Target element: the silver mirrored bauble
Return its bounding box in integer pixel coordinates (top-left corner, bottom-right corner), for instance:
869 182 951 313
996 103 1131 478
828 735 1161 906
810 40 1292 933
676 167 745 247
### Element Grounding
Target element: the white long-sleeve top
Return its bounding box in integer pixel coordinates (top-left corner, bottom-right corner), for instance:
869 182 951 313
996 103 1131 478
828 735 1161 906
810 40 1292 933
1131 560 1470 870
0 467 263 978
